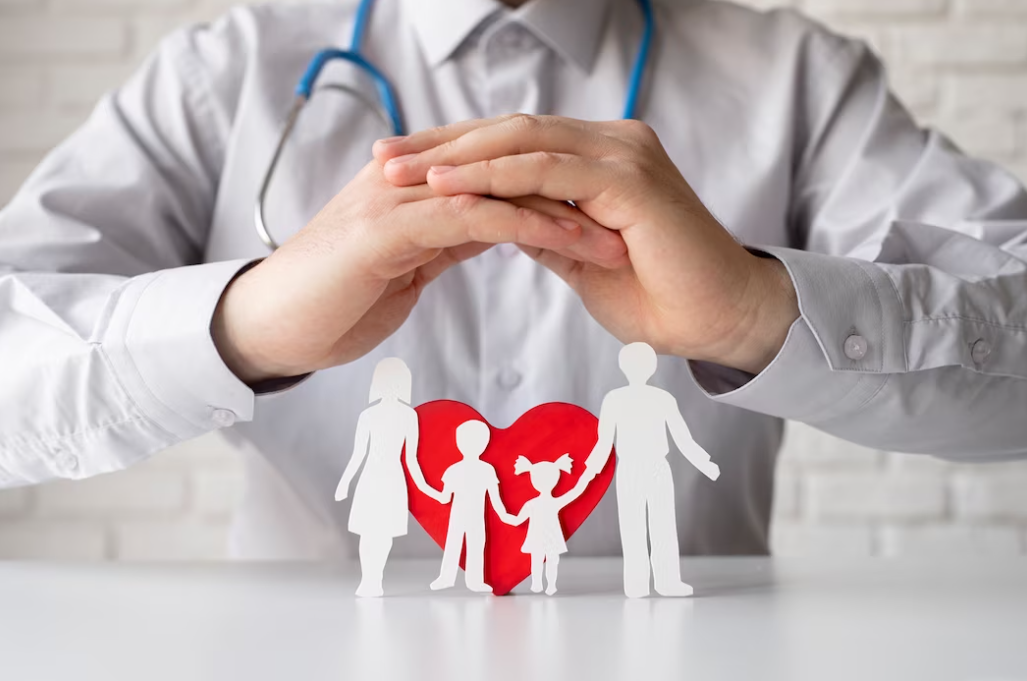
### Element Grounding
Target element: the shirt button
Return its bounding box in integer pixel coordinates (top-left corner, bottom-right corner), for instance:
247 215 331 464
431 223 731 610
497 367 523 390
971 338 992 365
211 409 237 428
56 452 79 474
843 334 868 361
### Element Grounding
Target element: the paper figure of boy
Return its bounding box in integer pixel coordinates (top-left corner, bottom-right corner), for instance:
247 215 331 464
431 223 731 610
431 419 512 593
503 454 586 595
574 342 721 598
334 358 443 598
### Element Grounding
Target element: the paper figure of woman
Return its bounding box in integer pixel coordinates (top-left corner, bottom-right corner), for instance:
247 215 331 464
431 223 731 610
335 358 442 597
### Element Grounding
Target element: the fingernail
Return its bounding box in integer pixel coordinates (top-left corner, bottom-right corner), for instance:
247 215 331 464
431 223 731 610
430 165 456 174
385 153 417 167
556 218 580 231
376 136 406 145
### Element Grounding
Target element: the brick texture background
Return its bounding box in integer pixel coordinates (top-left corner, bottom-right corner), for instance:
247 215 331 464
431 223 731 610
1 0 1026 560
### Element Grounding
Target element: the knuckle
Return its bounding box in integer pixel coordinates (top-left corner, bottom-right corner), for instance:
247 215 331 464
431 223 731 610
448 192 482 217
617 119 660 145
533 151 562 169
513 204 537 226
436 137 462 158
507 113 542 134
425 124 449 141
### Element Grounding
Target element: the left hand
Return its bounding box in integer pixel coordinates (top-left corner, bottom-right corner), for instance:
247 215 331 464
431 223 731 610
702 462 721 482
374 115 799 373
422 486 447 504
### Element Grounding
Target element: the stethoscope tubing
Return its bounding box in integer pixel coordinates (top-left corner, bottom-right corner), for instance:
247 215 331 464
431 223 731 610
256 0 654 252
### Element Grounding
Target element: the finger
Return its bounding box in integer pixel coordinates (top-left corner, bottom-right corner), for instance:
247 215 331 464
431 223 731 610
363 194 583 278
382 115 609 186
518 245 584 289
506 195 628 269
428 152 617 205
378 158 628 269
372 118 499 163
373 242 492 305
413 242 492 285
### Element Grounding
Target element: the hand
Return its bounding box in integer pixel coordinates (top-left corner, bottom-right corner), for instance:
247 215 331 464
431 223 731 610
569 473 593 498
423 487 446 504
375 116 799 373
212 159 627 383
702 462 721 482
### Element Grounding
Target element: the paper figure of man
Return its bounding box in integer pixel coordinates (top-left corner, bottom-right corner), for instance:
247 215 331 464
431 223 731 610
431 419 512 593
575 342 720 598
335 358 443 597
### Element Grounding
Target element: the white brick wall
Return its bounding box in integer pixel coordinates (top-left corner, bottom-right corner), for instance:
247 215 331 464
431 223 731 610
2 0 1027 560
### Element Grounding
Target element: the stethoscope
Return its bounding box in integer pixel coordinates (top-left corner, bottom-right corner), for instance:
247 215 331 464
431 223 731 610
255 0 655 251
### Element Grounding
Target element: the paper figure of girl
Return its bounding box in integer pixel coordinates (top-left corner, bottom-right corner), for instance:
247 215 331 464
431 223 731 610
504 454 587 595
335 358 443 597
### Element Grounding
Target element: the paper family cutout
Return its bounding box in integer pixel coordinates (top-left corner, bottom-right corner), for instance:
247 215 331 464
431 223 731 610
335 342 720 598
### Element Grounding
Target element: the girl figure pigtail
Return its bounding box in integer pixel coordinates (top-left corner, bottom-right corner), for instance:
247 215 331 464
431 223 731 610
505 453 590 595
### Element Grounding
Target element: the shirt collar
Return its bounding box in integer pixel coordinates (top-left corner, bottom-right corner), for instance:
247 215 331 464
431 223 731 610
401 0 614 73
516 0 613 73
401 0 504 67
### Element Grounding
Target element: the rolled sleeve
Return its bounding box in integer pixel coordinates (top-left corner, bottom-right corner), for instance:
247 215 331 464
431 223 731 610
101 259 257 441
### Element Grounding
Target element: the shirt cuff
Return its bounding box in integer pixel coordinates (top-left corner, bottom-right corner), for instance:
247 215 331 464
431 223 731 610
101 259 257 440
689 247 900 423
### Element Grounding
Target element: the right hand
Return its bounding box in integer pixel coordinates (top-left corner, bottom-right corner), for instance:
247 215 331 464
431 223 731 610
213 159 627 383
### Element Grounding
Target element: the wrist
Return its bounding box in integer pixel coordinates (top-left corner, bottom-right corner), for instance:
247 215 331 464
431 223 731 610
211 266 300 384
701 253 799 374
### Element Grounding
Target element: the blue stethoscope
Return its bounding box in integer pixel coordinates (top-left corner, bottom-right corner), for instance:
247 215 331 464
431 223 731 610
256 0 655 251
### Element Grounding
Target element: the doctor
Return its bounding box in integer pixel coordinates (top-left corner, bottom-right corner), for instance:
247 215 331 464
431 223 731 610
2 0 1027 561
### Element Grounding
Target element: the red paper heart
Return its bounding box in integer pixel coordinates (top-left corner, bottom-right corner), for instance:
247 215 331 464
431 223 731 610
404 400 615 596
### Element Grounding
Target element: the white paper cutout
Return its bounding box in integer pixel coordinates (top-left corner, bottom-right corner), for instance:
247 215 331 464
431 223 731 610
575 342 720 598
503 453 587 595
335 357 443 597
430 419 512 593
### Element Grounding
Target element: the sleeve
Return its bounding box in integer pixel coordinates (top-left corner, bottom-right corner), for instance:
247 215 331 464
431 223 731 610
0 17 258 487
690 30 1027 462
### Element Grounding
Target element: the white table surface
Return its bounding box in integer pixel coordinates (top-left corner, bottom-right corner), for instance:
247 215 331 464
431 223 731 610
1 557 1025 681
